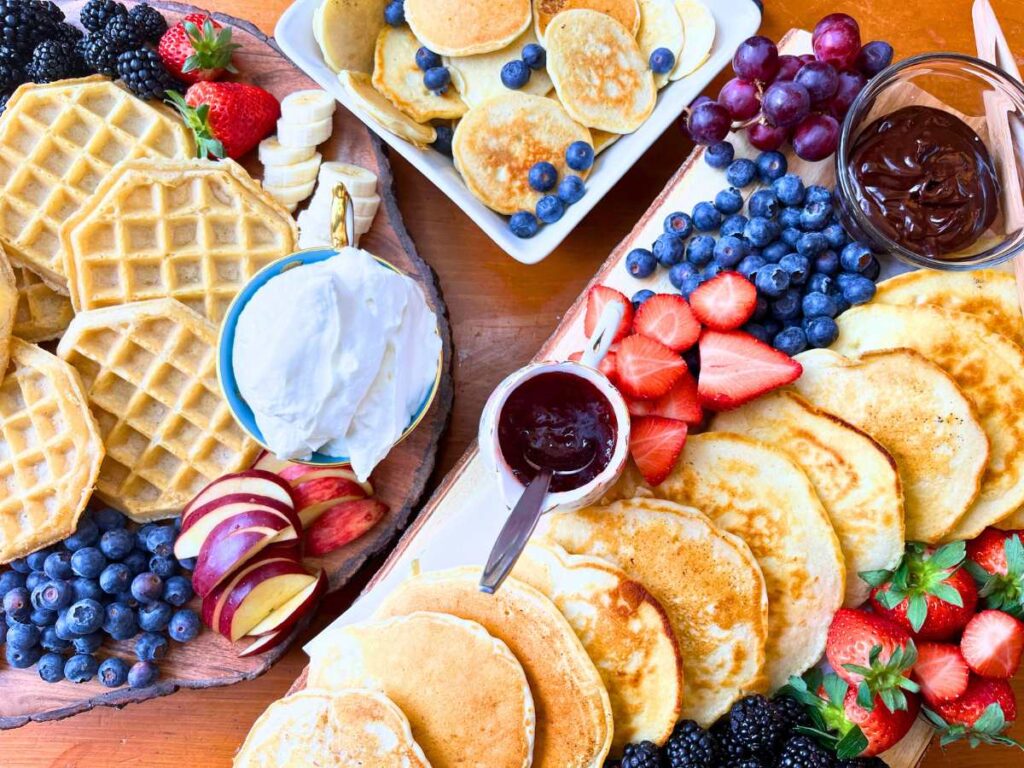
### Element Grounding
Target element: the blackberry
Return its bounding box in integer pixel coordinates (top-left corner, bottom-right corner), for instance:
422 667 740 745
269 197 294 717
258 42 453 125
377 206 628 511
79 0 126 33
775 736 834 768
620 741 662 768
728 695 785 758
711 720 751 766
105 14 144 52
26 40 77 83
837 760 888 768
0 53 22 91
772 694 812 739
128 4 166 43
663 720 713 768
0 0 58 58
81 33 118 76
732 761 766 768
115 47 178 100
50 21 83 47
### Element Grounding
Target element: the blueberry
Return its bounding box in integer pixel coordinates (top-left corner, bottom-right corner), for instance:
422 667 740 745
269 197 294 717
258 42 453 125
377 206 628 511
68 578 102 605
70 547 106 579
135 631 169 662
25 571 44 591
807 273 835 296
162 575 193 608
556 175 586 205
626 248 657 278
772 174 805 206
54 611 75 641
779 253 810 285
99 563 131 594
0 569 26 594
756 150 788 182
565 141 594 172
431 125 454 156
668 262 700 290
713 235 748 268
177 557 197 571
774 326 808 355
771 288 803 321
27 549 51 571
423 66 450 94
744 217 778 248
383 0 404 24
8 620 40 649
806 316 840 348
528 161 558 192
797 232 827 258
131 572 163 605
537 194 566 224
38 651 65 683
65 517 99 551
5 643 40 669
814 250 840 275
40 626 71 653
778 206 803 229
135 524 157 551
738 254 766 280
720 214 748 239
692 201 721 231
762 319 782 338
99 528 134 561
631 289 656 309
840 274 877 305
705 141 734 169
744 323 771 343
653 233 685 267
93 507 126 532
73 631 103 654
128 660 159 689
762 241 789 263
123 551 149 576
33 579 72 612
509 211 539 238
148 555 177 579
98 657 129 688
822 223 847 250
781 226 802 247
805 185 833 206
702 263 723 282
685 234 715 267
649 47 676 74
800 201 831 231
168 608 201 643
714 187 743 215
755 264 790 297
862 256 881 281
803 291 839 318
65 653 99 683
748 189 778 219
663 211 693 237
9 558 31 574
66 598 103 635
414 46 441 71
676 274 702 298
115 591 140 610
840 241 872 272
500 59 530 89
30 607 57 626
103 602 138 641
522 42 546 70
43 551 74 580
725 158 757 188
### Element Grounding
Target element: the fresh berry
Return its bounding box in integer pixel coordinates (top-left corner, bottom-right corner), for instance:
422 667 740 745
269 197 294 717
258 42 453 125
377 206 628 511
80 0 127 33
616 335 687 400
557 175 586 205
584 285 634 344
773 694 811 738
64 652 99 683
158 13 239 83
431 124 453 156
663 719 713 768
423 65 450 94
627 369 701 426
628 415 687 487
129 4 167 43
25 39 77 83
705 141 734 169
843 688 919 757
509 211 538 238
711 718 752 765
500 59 530 89
913 641 970 706
621 741 662 768
689 272 757 331
567 349 619 385
528 161 557 192
105 14 145 52
168 607 200 642
37 651 65 683
960 610 1024 679
632 294 700 352
966 528 1024 617
536 195 564 224
168 81 280 159
98 656 129 687
726 158 757 188
649 47 675 75
414 46 440 71
696 330 802 410
522 42 545 70
117 47 180 100
728 694 785 757
653 233 685 267
565 140 594 172
81 33 119 77
775 735 832 767
925 675 1022 749
626 248 657 278
135 630 169 661
128 659 159 688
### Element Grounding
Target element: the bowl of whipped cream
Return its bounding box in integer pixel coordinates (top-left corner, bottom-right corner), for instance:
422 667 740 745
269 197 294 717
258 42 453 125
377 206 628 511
218 246 443 482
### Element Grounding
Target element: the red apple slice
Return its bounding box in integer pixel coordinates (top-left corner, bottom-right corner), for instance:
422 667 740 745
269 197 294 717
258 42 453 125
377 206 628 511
192 512 296 597
176 495 301 560
305 499 388 556
184 470 295 520
293 479 368 528
201 553 304 630
288 466 373 496
238 627 288 657
218 566 317 641
247 569 326 637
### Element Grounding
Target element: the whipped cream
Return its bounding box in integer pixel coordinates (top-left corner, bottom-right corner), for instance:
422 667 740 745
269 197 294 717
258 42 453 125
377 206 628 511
233 247 441 481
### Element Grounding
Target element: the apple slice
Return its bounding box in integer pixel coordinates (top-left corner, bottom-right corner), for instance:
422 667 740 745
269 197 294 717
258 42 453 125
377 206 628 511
201 553 304 631
247 568 326 637
305 499 388 557
218 565 317 641
254 452 374 494
239 627 289 657
293 478 367 528
192 512 297 597
176 495 301 560
184 470 295 520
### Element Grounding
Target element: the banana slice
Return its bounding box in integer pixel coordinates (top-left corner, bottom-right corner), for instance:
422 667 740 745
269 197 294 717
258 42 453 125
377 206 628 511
355 212 376 236
277 116 333 148
350 194 380 217
281 89 337 124
259 136 317 166
262 153 323 187
263 179 317 207
317 162 378 197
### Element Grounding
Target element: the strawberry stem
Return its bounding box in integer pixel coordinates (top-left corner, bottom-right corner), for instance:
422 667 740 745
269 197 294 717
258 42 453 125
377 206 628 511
165 91 225 159
182 18 240 75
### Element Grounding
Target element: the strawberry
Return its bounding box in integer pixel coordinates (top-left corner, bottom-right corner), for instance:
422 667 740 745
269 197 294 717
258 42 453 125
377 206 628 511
825 608 919 713
632 294 701 351
864 541 978 641
628 416 687 486
626 369 702 424
158 13 240 84
167 82 280 160
584 285 633 344
568 348 618 385
841 684 920 756
966 528 1024 618
960 610 1024 679
688 271 758 330
925 675 1024 749
615 335 687 400
913 642 970 706
696 329 803 410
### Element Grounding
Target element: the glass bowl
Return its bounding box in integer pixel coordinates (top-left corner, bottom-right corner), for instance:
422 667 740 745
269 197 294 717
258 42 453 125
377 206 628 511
834 52 1024 270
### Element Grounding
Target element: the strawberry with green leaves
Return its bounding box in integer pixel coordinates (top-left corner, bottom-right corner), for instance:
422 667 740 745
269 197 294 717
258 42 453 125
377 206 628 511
158 13 240 84
167 82 280 160
966 528 1024 618
924 675 1024 750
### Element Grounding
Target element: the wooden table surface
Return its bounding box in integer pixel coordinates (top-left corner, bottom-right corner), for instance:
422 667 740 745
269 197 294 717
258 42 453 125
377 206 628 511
6 1 1024 766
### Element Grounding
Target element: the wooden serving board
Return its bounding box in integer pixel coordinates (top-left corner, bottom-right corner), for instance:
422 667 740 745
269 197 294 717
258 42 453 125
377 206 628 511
287 28 936 768
0 0 453 730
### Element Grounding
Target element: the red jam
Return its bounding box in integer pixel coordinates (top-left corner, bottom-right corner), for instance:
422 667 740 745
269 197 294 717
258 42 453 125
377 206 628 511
497 371 616 493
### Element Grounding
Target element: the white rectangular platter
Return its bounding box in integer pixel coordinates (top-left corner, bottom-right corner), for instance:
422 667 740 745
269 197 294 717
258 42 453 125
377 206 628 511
275 0 762 264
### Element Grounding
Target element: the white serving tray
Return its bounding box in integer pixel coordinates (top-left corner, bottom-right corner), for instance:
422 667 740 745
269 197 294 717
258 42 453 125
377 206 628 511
274 0 762 264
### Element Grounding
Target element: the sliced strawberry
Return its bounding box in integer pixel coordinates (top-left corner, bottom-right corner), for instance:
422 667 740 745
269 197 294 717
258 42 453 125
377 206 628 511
697 329 803 410
615 335 688 400
913 642 970 706
568 348 618 384
584 285 634 343
689 271 758 331
960 610 1024 679
627 369 702 424
629 416 688 486
632 294 701 351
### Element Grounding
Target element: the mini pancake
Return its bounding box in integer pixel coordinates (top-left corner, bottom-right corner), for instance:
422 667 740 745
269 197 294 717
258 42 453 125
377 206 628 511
234 689 430 768
636 0 685 88
453 92 591 214
372 25 467 122
713 389 905 607
591 129 621 154
445 26 554 109
314 0 387 73
545 9 656 133
670 0 715 80
534 0 641 39
546 497 768 726
338 70 437 147
404 0 532 56
874 269 1024 349
610 433 845 692
376 569 613 768
307 611 535 768
834 305 1024 540
793 348 989 544
513 541 683 755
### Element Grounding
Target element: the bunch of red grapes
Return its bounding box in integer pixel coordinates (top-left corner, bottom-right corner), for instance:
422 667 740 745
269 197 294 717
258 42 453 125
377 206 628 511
687 14 893 161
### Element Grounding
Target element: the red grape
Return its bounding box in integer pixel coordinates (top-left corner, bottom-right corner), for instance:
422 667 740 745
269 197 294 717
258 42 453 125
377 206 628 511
718 78 760 120
857 41 894 76
799 53 817 66
776 54 802 81
813 23 861 70
762 81 810 128
687 100 731 144
795 60 838 102
813 13 860 43
828 69 866 119
690 94 713 108
792 113 839 161
732 35 779 82
747 121 788 151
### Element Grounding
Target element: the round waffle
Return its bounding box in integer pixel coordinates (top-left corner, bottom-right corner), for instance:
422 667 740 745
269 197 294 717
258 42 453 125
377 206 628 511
372 25 468 122
11 263 73 343
404 0 532 56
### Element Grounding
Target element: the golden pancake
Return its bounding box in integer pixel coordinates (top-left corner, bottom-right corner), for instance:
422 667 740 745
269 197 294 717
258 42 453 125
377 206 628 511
445 26 553 109
513 542 683 755
592 129 621 154
534 0 640 38
834 305 1024 540
545 9 656 133
670 0 715 80
308 611 534 768
405 0 532 56
547 497 768 726
234 689 430 768
339 70 437 147
636 0 685 88
713 390 905 607
610 433 845 692
453 92 591 214
372 25 467 122
377 569 613 768
314 0 387 73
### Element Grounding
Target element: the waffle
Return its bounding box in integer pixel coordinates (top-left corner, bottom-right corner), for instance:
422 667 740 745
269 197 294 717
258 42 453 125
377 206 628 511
12 264 74 342
62 158 298 323
0 77 194 290
56 298 260 521
0 247 17 375
0 340 103 562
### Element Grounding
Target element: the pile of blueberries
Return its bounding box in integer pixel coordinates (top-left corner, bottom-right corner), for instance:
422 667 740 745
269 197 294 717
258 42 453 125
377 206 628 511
0 507 200 688
624 141 880 354
510 144 594 238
